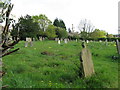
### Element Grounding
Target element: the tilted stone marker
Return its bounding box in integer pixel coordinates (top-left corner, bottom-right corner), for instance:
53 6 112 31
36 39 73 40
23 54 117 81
80 42 95 77
116 39 120 55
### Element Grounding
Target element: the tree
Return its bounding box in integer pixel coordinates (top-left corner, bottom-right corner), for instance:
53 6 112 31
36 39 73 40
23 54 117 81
11 15 40 40
32 14 52 32
55 27 68 39
107 34 114 38
78 19 95 40
0 0 20 57
53 18 66 30
45 25 57 39
90 29 107 39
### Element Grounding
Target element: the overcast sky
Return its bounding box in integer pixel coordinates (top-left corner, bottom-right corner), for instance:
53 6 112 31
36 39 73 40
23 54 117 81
10 0 119 34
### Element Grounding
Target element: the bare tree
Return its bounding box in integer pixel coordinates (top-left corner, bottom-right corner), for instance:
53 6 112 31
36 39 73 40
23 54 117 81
78 19 95 39
0 0 20 58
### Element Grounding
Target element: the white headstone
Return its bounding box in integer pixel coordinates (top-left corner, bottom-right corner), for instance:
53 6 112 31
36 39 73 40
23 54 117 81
99 40 102 42
64 39 67 44
76 39 78 42
26 38 32 42
58 40 61 44
86 40 89 43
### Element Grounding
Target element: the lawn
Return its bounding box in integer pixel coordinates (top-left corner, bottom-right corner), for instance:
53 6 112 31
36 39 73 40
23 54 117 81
2 40 119 88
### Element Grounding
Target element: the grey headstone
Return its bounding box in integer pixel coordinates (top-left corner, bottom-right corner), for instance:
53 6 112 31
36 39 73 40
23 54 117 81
64 39 67 44
30 41 33 47
116 39 120 55
80 43 95 77
24 42 28 47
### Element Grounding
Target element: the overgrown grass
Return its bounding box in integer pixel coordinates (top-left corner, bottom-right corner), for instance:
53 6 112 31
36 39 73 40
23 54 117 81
2 40 119 88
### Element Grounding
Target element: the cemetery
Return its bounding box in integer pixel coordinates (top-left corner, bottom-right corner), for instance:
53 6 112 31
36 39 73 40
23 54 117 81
2 40 119 88
0 0 120 89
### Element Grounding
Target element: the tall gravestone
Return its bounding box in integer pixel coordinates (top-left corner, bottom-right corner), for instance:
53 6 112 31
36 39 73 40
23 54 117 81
80 42 95 77
116 39 120 55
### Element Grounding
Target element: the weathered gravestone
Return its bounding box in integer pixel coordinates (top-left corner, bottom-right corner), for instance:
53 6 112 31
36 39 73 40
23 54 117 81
80 42 95 77
25 38 33 47
116 39 120 55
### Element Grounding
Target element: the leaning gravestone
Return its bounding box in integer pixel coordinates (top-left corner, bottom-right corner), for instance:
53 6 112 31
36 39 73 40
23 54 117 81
116 39 120 55
80 42 95 77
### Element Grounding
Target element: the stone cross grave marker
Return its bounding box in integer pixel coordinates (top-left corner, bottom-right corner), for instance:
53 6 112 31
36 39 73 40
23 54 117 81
116 39 120 55
80 42 95 77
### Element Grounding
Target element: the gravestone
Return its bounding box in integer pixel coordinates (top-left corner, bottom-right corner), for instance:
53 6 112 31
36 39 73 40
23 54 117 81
99 40 102 42
67 39 70 41
105 39 108 46
64 39 67 44
86 40 89 43
33 38 35 41
116 39 120 55
58 40 61 44
25 38 33 47
39 37 42 41
24 42 28 47
76 39 78 42
80 42 95 77
61 38 63 41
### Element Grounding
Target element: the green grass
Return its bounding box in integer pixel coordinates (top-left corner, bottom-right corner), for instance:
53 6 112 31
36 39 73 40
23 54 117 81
2 40 119 88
